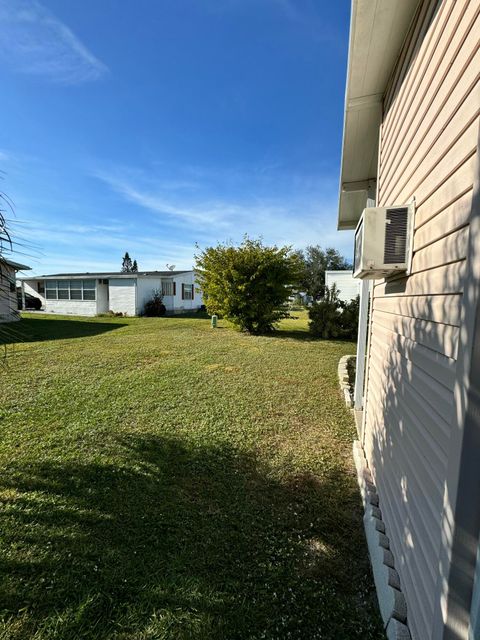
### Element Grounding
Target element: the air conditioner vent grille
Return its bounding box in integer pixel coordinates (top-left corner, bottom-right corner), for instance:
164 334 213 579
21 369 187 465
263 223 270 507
384 207 408 264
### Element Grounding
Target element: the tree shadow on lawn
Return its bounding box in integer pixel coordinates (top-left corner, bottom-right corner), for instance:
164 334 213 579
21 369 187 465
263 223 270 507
0 434 383 640
269 329 314 341
0 318 128 345
269 330 357 343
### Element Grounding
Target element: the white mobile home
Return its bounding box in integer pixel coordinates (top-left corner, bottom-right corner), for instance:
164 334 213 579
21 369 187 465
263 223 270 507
19 270 203 317
338 1 480 639
324 270 361 302
0 259 31 322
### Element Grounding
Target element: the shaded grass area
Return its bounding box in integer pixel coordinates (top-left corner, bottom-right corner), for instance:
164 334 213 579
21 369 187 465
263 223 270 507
0 313 382 639
0 317 128 344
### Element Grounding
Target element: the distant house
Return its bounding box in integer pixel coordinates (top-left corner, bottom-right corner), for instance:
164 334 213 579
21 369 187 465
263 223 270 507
19 270 203 317
324 270 360 302
1 259 31 322
338 1 480 639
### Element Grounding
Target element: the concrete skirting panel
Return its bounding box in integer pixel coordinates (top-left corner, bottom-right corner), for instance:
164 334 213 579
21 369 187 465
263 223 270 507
353 440 411 640
338 355 355 408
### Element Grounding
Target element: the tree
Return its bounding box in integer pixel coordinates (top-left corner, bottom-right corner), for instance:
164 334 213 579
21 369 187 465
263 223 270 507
296 246 351 300
121 252 133 273
195 237 302 334
131 260 138 273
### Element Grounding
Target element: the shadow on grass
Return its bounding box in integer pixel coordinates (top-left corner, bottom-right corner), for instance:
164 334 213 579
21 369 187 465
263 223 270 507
0 318 128 345
270 329 314 341
0 434 382 640
164 311 210 320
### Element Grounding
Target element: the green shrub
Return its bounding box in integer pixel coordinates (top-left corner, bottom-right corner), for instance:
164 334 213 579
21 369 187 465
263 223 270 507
143 291 166 317
308 285 343 339
339 294 360 340
308 287 359 339
195 236 302 334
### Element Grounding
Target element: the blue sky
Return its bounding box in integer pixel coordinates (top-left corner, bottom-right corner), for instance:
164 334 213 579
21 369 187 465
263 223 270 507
0 0 352 275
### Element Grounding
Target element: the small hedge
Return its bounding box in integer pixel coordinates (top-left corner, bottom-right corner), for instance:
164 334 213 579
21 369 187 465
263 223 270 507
308 285 359 339
143 291 166 317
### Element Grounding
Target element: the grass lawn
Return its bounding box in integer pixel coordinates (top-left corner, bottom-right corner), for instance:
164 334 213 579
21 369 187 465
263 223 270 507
0 312 382 640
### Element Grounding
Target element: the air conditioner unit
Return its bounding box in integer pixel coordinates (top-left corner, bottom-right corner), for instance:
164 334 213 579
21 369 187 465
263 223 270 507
353 204 415 280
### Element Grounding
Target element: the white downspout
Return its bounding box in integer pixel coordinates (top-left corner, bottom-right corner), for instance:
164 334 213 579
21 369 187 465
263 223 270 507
354 279 370 409
21 280 26 312
354 191 376 411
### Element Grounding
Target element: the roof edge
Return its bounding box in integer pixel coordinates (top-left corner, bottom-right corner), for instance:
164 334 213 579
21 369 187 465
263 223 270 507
337 0 422 230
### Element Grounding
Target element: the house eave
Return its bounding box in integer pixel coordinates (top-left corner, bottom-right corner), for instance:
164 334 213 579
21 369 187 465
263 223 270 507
337 0 422 230
3 259 31 271
18 270 192 281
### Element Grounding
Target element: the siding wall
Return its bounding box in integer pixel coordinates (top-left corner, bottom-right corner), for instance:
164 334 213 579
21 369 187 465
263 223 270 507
109 279 136 316
136 277 162 315
23 280 99 316
0 265 18 322
362 1 480 638
171 272 204 311
42 299 98 316
325 270 360 302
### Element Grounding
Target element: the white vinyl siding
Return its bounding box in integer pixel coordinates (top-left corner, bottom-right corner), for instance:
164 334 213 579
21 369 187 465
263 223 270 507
42 300 98 316
0 264 18 323
325 270 360 302
108 279 136 316
362 0 480 637
136 277 162 315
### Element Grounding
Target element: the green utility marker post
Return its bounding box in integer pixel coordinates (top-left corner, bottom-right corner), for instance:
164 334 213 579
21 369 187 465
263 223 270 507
211 315 218 328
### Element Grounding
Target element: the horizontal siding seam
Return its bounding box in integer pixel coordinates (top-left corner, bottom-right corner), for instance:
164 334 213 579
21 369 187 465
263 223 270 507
372 320 454 400
408 257 467 278
373 291 464 299
415 186 474 232
415 221 470 251
372 314 459 360
371 304 460 328
370 315 459 371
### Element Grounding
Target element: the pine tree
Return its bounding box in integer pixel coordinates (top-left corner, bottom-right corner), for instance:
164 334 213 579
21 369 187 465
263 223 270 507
121 252 133 273
132 259 138 272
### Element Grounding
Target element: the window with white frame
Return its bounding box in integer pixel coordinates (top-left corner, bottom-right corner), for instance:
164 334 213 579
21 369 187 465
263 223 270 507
45 280 57 300
182 283 194 300
82 280 96 300
70 280 82 300
44 280 96 301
